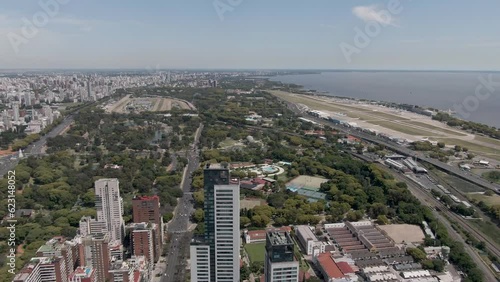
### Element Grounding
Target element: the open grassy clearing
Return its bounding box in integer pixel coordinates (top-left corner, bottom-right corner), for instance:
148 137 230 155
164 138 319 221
346 107 410 121
218 138 239 148
481 154 500 162
244 242 265 263
432 138 500 157
433 170 485 193
467 193 500 207
154 98 164 111
468 219 500 246
408 121 467 136
240 198 265 210
475 135 500 147
369 120 442 136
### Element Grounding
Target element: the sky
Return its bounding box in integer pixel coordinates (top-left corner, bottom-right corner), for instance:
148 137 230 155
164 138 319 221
0 0 500 70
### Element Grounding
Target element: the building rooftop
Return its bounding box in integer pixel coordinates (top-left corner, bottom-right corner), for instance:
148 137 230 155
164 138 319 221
337 261 355 274
246 230 267 241
204 162 229 170
295 225 318 242
317 253 345 280
267 231 293 246
69 266 94 279
132 195 159 201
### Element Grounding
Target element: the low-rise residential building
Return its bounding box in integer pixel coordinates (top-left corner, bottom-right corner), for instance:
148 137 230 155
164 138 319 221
295 225 325 256
315 253 347 282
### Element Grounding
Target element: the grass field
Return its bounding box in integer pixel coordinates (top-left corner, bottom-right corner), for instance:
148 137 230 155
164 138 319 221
474 135 500 147
244 242 265 263
108 96 191 113
240 198 265 210
468 219 500 246
482 171 500 184
433 170 485 193
369 120 442 137
432 138 500 160
219 138 239 148
467 193 500 207
408 121 467 136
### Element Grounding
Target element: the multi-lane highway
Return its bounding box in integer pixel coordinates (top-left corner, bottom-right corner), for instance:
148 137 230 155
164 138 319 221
161 124 203 282
0 115 75 177
278 98 500 193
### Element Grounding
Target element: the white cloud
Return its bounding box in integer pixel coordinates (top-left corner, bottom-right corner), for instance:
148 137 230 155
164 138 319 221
352 5 397 26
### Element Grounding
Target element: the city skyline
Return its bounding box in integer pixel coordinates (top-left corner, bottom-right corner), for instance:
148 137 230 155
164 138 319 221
1 0 500 70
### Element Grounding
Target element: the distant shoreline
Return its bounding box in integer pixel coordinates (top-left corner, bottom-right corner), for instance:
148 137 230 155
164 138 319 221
264 78 499 140
266 72 500 129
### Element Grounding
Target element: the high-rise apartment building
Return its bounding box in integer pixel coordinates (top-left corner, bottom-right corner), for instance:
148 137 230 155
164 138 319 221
190 163 240 282
132 194 164 254
36 237 79 281
108 256 150 282
79 233 110 282
79 216 107 237
13 257 67 282
130 222 157 265
12 101 20 122
86 77 92 101
95 178 125 242
264 231 299 282
24 92 32 106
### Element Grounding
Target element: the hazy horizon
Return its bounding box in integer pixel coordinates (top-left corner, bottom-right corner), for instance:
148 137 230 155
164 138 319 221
2 0 500 70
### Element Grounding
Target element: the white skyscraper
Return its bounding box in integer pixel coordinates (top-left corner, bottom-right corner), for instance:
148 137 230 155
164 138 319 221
12 102 20 122
43 105 53 124
94 178 124 242
24 92 32 106
212 183 240 281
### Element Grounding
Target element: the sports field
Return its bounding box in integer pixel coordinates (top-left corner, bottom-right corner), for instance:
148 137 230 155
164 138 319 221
244 242 265 263
286 175 328 191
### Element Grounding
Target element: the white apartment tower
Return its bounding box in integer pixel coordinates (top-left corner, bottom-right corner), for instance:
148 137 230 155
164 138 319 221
12 102 20 122
94 178 124 242
212 183 240 281
25 92 32 106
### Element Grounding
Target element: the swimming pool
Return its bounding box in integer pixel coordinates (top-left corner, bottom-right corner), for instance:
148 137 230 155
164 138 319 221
262 166 277 173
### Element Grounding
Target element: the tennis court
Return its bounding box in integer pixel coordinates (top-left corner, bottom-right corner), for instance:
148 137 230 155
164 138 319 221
286 175 329 202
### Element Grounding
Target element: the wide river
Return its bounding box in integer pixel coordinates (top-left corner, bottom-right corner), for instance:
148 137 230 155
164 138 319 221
270 71 500 128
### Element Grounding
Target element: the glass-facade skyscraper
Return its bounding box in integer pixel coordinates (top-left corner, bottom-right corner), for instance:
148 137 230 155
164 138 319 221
264 231 299 282
190 163 240 282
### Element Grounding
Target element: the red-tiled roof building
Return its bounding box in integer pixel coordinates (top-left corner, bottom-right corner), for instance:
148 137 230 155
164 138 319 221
316 253 345 281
